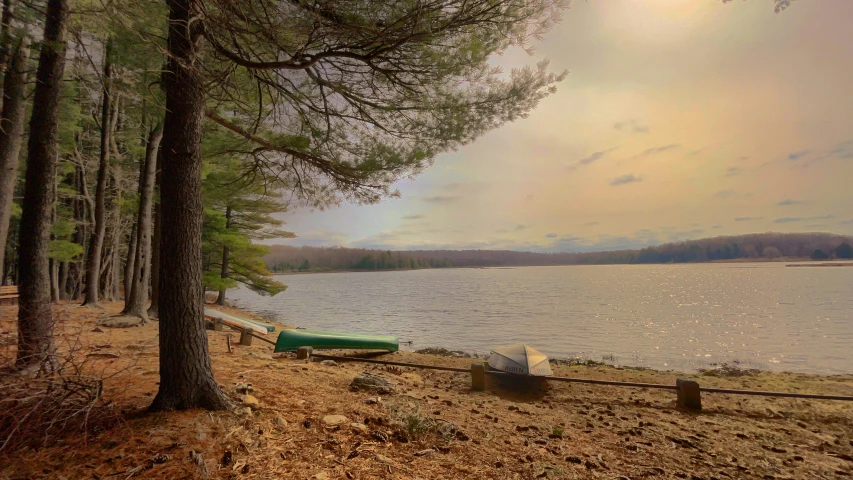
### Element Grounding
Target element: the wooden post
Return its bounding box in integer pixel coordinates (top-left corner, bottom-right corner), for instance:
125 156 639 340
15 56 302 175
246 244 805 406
226 334 232 353
239 329 253 346
676 379 701 411
471 363 486 391
213 317 223 331
296 346 312 360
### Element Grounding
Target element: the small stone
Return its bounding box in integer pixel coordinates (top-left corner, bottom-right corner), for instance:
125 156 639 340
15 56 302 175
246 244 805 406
414 449 434 457
323 415 349 426
312 473 328 480
350 423 368 434
320 360 338 366
92 327 104 333
242 394 259 406
235 407 252 416
364 397 381 405
375 454 393 464
351 372 396 394
274 416 288 428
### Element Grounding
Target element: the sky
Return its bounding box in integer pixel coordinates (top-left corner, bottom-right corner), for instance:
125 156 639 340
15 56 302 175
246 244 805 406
272 0 853 253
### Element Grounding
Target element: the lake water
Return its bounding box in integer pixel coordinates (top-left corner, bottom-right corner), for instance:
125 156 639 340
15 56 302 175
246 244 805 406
224 263 853 374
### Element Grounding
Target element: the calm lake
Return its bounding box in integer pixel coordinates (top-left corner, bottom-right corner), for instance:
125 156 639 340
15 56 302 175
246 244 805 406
224 263 853 374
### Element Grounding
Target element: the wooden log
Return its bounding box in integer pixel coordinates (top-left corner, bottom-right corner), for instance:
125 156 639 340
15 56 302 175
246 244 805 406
676 378 702 411
296 346 313 360
471 363 486 391
239 328 253 346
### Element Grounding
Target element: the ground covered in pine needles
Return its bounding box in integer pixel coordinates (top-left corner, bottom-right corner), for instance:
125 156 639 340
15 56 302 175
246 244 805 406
1 302 853 479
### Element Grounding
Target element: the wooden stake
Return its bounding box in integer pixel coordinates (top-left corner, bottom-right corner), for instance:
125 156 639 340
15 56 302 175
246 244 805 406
226 334 232 353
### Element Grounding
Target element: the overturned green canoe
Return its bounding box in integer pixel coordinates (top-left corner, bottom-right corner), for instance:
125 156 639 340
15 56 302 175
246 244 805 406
274 329 399 353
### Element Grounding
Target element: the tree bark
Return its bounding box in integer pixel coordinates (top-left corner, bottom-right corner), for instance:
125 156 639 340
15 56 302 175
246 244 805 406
82 39 112 306
16 0 69 369
0 0 14 78
147 192 160 318
0 36 29 285
50 259 59 303
215 206 231 306
123 220 137 298
58 261 68 299
123 124 162 320
150 0 230 411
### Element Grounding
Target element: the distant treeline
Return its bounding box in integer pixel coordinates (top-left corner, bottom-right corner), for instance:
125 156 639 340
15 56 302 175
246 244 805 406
264 232 853 271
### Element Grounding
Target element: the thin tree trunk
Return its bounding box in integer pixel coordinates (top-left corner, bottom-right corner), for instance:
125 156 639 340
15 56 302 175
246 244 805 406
16 0 70 370
215 206 232 306
0 36 29 284
150 0 230 411
59 261 68 299
147 188 160 318
0 0 14 78
50 259 59 303
123 124 162 320
82 39 112 306
124 221 137 298
109 166 122 300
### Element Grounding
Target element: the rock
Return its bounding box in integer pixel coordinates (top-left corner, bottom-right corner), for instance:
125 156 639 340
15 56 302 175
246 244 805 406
235 407 253 416
320 360 338 366
350 423 368 434
97 316 145 328
242 394 259 407
312 473 328 480
91 327 104 333
274 416 288 428
414 449 435 457
350 372 396 394
364 397 381 405
375 454 394 464
323 415 349 426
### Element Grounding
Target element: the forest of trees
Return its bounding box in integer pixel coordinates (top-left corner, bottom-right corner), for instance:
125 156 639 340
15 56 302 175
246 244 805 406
0 0 570 411
264 233 853 270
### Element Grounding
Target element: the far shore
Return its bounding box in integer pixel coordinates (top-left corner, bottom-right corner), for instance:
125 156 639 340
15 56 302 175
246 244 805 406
269 257 853 275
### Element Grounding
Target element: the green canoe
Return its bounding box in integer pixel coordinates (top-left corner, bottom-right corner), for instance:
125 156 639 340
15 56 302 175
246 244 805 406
274 329 399 353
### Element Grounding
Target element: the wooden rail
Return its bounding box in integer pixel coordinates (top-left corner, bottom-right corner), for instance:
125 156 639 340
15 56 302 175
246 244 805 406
303 353 853 410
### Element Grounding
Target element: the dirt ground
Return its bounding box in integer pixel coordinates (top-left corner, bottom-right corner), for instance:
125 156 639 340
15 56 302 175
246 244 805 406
1 302 853 480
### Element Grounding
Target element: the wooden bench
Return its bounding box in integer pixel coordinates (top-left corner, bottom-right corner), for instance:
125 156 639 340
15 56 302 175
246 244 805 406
0 286 19 305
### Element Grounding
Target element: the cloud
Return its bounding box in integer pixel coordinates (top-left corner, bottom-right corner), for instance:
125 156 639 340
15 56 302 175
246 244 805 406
724 166 743 177
580 221 600 227
774 214 834 224
282 229 348 247
787 150 810 161
572 147 618 169
840 219 853 226
632 144 680 159
545 233 559 238
613 120 649 134
734 216 762 222
610 174 642 186
714 189 736 199
712 225 722 229
402 214 425 220
777 199 803 206
514 224 527 231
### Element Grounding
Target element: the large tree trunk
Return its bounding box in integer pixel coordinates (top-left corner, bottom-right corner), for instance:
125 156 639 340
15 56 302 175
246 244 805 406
215 206 231 306
0 0 14 78
16 0 69 370
0 36 29 284
123 124 163 320
82 40 112 306
58 261 69 299
150 0 230 411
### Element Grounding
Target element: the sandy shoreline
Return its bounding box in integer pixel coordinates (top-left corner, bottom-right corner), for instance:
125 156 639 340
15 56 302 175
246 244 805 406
2 302 853 479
